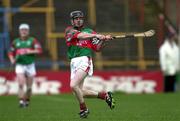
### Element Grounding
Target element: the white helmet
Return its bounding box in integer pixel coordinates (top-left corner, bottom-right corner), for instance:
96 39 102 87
19 23 30 30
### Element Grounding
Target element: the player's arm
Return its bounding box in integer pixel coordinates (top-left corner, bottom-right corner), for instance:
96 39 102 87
65 27 112 43
26 38 42 54
77 32 111 40
77 32 100 40
8 41 16 64
92 35 113 52
77 32 113 51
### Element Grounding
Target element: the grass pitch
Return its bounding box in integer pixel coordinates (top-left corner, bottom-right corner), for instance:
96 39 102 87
0 93 180 121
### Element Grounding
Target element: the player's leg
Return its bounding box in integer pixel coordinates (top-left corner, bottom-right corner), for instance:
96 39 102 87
24 63 36 106
78 58 100 98
79 80 98 98
71 69 87 103
80 80 107 99
16 73 26 107
70 69 89 118
15 64 26 107
164 75 170 92
169 75 176 92
80 81 115 109
25 76 33 106
79 59 115 109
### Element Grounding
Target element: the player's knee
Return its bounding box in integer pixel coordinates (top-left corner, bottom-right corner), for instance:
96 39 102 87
70 82 78 91
19 84 24 89
70 83 76 90
17 75 26 83
27 87 32 93
18 79 25 88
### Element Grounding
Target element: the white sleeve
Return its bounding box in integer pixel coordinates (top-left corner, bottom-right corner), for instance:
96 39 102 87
159 46 166 71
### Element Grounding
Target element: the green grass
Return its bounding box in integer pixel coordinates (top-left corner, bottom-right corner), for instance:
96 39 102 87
0 93 180 121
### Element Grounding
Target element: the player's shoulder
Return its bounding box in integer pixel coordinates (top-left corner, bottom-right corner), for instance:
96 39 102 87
65 26 73 30
28 37 39 42
14 37 20 41
159 41 168 52
13 37 20 43
28 36 35 39
65 26 74 33
65 26 80 36
82 27 93 32
161 40 169 48
82 27 95 33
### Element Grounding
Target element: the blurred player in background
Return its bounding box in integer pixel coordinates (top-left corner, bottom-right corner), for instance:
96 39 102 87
65 11 115 118
8 23 42 107
159 32 180 92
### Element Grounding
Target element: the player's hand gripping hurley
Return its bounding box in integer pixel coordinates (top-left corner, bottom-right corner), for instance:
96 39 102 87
112 29 155 39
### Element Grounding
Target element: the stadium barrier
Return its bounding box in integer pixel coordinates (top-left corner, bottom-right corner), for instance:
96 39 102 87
0 71 163 95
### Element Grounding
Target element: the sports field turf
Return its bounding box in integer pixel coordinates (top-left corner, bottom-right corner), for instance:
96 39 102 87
0 93 180 121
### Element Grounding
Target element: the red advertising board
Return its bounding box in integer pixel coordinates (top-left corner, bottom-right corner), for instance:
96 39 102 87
0 70 163 95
